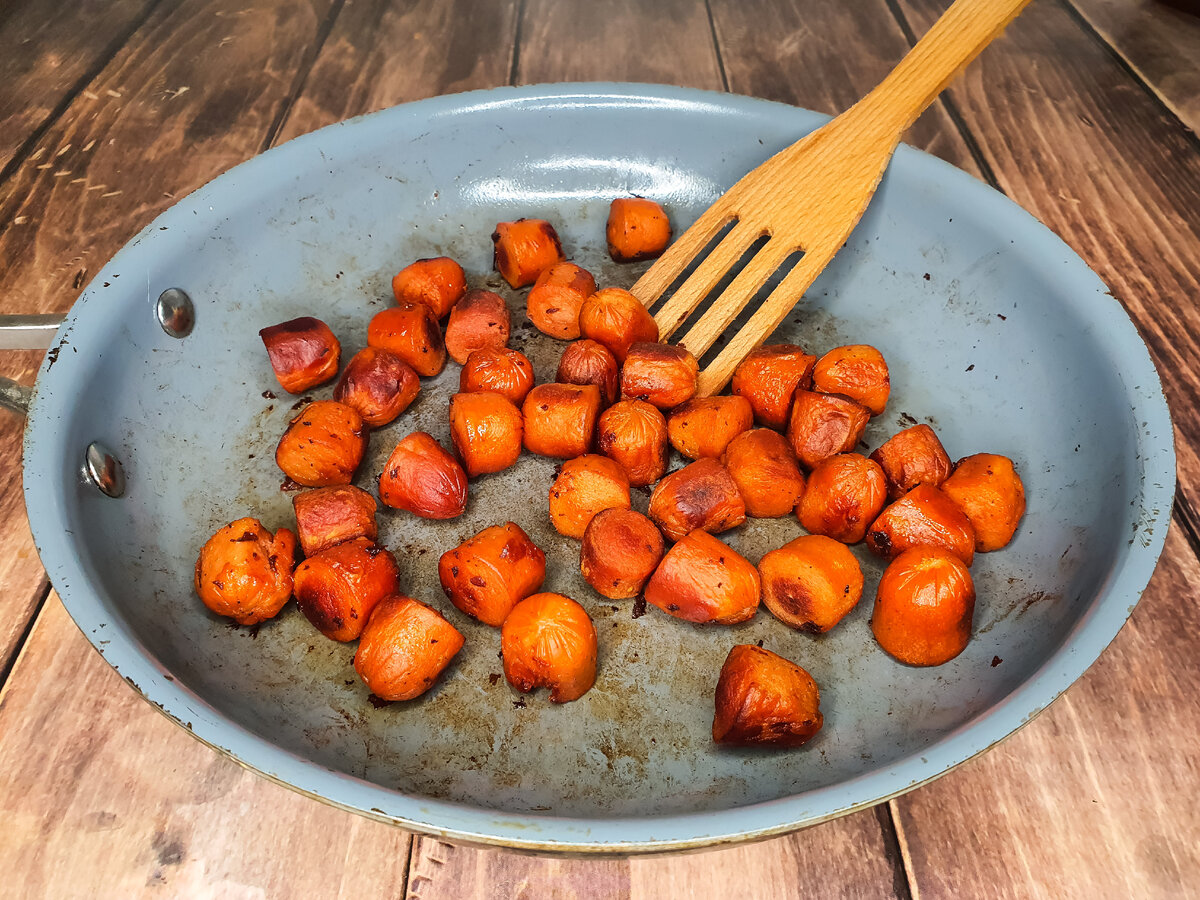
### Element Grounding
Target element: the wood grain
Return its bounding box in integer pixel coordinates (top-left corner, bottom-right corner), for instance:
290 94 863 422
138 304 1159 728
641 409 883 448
891 522 1200 898
1068 0 1200 134
0 595 413 900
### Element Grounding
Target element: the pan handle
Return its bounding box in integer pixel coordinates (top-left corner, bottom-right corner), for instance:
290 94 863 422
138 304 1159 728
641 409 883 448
0 314 63 416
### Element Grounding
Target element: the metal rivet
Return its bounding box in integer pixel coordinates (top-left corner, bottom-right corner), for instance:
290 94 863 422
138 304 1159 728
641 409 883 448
85 442 125 498
156 288 194 338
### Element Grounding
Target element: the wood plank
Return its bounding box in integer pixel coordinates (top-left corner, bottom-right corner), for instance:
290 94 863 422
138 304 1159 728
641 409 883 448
0 595 413 898
893 0 1200 512
891 522 1200 897
275 0 521 144
1068 0 1200 135
0 0 157 174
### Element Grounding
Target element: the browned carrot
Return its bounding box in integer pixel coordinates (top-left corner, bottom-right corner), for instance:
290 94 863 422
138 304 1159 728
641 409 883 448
580 508 665 600
644 530 760 624
492 218 565 288
439 522 546 626
787 389 870 470
731 344 816 430
259 317 341 394
548 454 631 539
606 197 672 262
811 344 890 416
334 347 420 427
444 289 511 365
526 262 596 339
292 538 400 642
367 302 447 377
870 424 953 500
194 518 297 625
667 396 754 460
759 534 863 633
713 645 822 747
292 485 378 557
556 339 620 406
521 383 602 459
940 453 1026 552
595 399 670 487
459 347 535 405
872 546 976 666
378 432 467 519
391 256 468 319
577 287 659 362
620 342 698 409
502 593 597 702
796 452 887 543
275 401 368 488
865 484 976 566
648 458 746 542
354 595 464 700
448 391 523 477
721 428 805 518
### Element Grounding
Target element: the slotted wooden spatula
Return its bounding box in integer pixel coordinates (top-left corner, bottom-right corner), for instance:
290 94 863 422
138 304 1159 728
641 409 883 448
633 0 1031 397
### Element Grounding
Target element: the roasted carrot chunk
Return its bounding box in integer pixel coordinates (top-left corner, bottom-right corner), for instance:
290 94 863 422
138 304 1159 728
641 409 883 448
354 595 464 701
811 344 890 416
731 344 817 430
667 395 754 460
378 432 467 519
606 197 672 262
577 287 659 363
556 339 620 406
866 484 976 566
759 534 864 633
275 400 368 488
620 342 698 409
259 316 341 394
870 424 953 500
448 391 523 477
367 302 447 377
713 645 823 747
492 218 565 288
459 347 535 405
787 390 870 469
501 593 597 702
797 453 888 544
595 399 669 487
872 546 976 666
194 518 297 625
580 508 665 600
644 529 760 624
548 454 631 539
648 457 746 542
292 484 378 557
333 347 420 427
521 383 602 459
438 522 546 626
444 289 511 365
292 537 400 642
527 262 596 339
722 428 805 518
940 453 1026 552
391 256 468 320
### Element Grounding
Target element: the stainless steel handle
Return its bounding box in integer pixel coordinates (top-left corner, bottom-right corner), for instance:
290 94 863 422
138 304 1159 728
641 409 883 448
0 314 64 416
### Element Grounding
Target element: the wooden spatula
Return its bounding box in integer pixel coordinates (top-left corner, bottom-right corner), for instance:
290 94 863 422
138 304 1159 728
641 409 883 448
632 0 1032 397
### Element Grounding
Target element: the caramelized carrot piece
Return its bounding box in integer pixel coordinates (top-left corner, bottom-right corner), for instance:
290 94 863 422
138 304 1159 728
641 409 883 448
721 428 805 518
521 383 602 459
667 395 754 460
501 593 597 702
354 595 464 701
444 289 511 365
577 287 659 362
448 391 523 477
438 522 546 626
713 645 823 747
866 484 976 566
648 457 746 542
259 317 341 394
292 537 400 642
391 256 468 320
556 339 620 406
378 432 467 519
459 347 535 405
759 534 863 633
731 344 817 430
275 400 368 488
940 453 1026 552
787 390 870 470
548 454 631 539
194 518 297 625
606 197 672 262
580 508 665 600
620 342 698 409
527 262 596 339
595 399 669 487
870 424 953 500
872 546 976 666
367 302 447 377
644 529 760 624
334 347 420 427
797 453 888 544
492 218 565 288
292 484 378 557
811 344 890 416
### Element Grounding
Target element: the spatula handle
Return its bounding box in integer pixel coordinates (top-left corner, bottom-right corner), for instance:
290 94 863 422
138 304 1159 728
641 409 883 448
847 0 1032 139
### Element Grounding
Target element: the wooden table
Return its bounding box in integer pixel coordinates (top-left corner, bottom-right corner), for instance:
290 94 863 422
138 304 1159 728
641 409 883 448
1 0 1198 896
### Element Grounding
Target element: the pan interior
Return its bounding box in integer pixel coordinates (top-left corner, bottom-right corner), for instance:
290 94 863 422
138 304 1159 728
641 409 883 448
32 90 1161 824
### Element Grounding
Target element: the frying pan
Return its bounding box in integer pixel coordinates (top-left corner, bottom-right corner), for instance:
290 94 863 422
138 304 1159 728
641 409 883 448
0 84 1174 853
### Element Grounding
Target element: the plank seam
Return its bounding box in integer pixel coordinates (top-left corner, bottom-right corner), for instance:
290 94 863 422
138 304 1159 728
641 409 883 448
703 0 730 93
508 0 527 86
1057 0 1200 146
1172 487 1200 563
875 800 917 900
261 0 349 152
0 0 167 190
400 830 419 898
0 580 51 698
